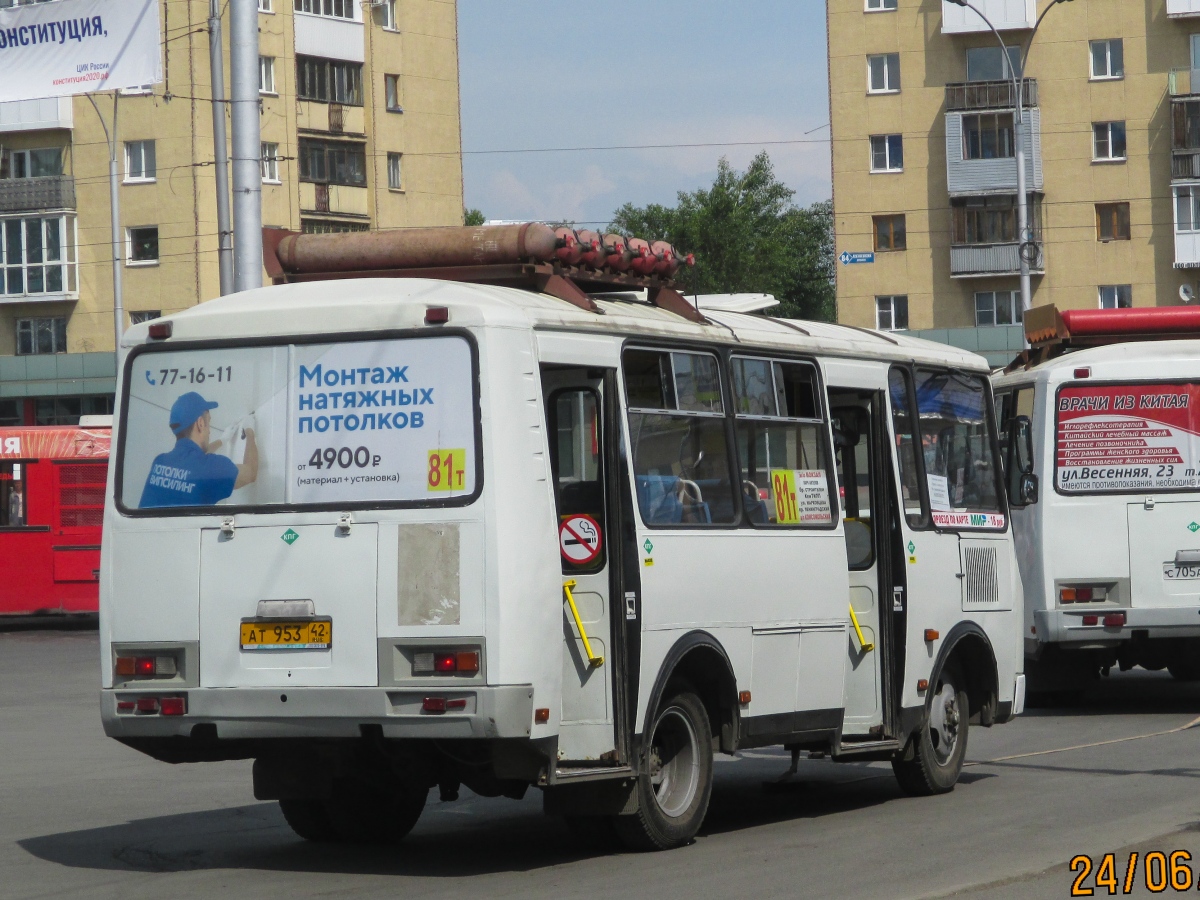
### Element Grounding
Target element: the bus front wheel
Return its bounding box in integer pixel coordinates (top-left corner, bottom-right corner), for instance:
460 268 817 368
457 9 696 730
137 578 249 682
614 687 713 851
892 662 969 796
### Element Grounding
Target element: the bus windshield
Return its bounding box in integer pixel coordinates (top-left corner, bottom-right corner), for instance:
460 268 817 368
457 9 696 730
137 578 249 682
117 335 478 512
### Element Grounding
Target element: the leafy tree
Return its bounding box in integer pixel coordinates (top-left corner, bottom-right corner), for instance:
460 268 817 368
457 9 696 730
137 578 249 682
610 153 835 322
464 208 485 226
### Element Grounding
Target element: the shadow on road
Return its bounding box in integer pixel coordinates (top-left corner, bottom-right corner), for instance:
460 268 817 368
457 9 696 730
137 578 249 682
1024 669 1200 718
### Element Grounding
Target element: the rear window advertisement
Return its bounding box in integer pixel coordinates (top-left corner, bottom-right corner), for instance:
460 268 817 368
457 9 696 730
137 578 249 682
1056 383 1200 494
120 337 477 511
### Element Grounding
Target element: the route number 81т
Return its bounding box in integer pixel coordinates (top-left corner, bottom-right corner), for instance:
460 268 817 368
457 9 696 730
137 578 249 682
307 447 381 469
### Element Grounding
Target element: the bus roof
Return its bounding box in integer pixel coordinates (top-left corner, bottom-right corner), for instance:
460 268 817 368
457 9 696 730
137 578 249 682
0 426 110 460
995 339 1200 386
124 278 991 373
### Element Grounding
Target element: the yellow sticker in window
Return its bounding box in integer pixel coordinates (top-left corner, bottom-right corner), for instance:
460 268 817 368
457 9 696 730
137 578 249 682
427 448 466 492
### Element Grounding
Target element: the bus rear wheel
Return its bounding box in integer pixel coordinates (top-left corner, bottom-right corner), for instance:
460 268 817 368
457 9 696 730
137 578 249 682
614 688 713 852
278 798 337 842
892 662 969 797
322 777 428 844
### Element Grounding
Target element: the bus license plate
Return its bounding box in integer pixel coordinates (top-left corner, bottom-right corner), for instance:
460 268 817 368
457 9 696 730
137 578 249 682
240 619 332 651
1164 564 1200 581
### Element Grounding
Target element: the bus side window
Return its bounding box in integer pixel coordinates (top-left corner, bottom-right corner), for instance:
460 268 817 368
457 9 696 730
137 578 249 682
1 461 26 527
888 368 928 528
623 348 737 526
730 357 834 528
547 388 606 572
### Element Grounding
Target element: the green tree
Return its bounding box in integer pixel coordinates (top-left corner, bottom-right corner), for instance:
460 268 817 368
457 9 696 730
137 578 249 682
609 153 835 322
464 208 485 226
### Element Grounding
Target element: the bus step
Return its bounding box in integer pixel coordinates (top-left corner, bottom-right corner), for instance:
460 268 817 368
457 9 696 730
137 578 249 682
830 739 900 760
550 765 635 785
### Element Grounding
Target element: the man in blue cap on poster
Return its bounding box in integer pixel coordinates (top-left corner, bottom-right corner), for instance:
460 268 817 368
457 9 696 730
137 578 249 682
139 391 259 508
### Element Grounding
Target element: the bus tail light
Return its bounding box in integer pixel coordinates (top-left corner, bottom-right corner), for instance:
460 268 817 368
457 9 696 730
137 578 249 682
1104 613 1126 628
1082 615 1099 626
136 697 159 714
116 655 179 679
413 648 480 675
1060 586 1106 604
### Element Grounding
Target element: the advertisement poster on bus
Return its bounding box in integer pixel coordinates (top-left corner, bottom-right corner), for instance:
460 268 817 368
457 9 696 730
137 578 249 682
120 336 476 510
1056 383 1200 493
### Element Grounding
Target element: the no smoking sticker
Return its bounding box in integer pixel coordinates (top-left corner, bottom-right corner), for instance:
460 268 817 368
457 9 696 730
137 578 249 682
560 514 603 565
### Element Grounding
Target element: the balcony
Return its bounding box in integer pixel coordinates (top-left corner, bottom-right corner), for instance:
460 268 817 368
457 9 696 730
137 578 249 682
945 78 1037 112
0 96 72 133
942 0 1035 34
0 177 75 213
1171 83 1200 181
293 11 364 63
950 242 1044 278
1168 0 1200 18
946 107 1042 196
299 182 368 217
296 100 365 135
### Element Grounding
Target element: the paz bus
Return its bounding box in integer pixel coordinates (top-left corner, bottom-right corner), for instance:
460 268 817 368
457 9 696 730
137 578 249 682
100 224 1023 851
994 305 1200 694
0 420 109 617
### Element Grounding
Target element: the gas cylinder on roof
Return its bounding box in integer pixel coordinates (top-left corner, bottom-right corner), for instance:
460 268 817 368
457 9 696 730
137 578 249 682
626 238 658 277
602 234 632 272
554 227 585 266
576 229 604 268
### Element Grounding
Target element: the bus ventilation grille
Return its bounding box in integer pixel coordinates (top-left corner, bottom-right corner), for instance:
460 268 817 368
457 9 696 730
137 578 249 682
961 545 999 609
58 463 107 529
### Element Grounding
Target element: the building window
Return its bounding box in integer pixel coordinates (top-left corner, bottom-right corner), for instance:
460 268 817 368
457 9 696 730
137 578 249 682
974 290 1022 327
377 0 397 29
259 56 276 94
876 295 908 331
1096 202 1131 242
870 134 903 172
261 142 280 183
1 216 74 296
865 0 896 10
126 226 159 265
0 399 20 426
1099 285 1132 309
34 395 112 426
952 195 1043 244
962 112 1014 160
294 0 355 19
129 310 161 324
258 0 272 11
873 214 906 251
298 138 367 186
296 56 363 106
966 46 1020 82
301 219 370 234
867 53 900 93
387 152 403 190
1 148 62 179
385 74 403 112
1090 39 1124 80
1177 185 1200 232
1093 122 1127 161
119 85 153 96
16 316 67 355
124 140 156 182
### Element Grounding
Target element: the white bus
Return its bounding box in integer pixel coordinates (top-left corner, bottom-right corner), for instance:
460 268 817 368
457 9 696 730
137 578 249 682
100 260 1022 851
995 308 1200 693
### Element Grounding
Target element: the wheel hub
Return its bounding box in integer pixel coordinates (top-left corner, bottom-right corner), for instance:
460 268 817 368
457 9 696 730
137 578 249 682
928 681 961 765
649 707 700 818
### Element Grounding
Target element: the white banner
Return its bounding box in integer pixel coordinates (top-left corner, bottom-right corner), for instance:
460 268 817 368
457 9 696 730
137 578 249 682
0 0 161 103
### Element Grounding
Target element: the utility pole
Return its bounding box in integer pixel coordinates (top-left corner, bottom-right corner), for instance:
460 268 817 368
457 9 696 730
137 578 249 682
209 0 234 296
948 0 1073 319
87 94 124 351
230 0 262 292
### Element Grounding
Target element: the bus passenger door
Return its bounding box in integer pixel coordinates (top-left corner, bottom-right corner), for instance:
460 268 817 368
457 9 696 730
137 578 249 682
831 393 889 738
542 369 620 765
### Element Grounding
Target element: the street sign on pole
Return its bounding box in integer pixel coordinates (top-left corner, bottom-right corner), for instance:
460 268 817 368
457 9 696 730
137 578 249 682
839 251 875 266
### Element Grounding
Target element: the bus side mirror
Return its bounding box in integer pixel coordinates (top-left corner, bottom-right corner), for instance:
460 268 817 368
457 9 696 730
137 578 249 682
1008 415 1038 505
1019 472 1040 506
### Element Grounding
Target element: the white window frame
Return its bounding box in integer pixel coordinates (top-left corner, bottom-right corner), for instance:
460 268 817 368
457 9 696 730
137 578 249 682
867 53 900 94
865 0 896 11
119 84 153 96
1177 184 1200 234
385 74 403 112
1098 284 1132 309
125 226 160 267
1090 39 1124 80
875 294 908 331
1092 121 1127 162
974 290 1022 327
123 140 156 183
4 148 62 180
258 0 273 11
293 0 357 21
869 134 903 173
379 0 397 30
0 215 76 298
387 152 402 191
259 56 276 95
260 142 280 183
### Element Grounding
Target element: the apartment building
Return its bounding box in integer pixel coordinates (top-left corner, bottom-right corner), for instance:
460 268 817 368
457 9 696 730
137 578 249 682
828 0 1200 366
0 0 464 425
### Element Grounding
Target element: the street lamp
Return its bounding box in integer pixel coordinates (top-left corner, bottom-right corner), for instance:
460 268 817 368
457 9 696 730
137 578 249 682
946 0 1073 319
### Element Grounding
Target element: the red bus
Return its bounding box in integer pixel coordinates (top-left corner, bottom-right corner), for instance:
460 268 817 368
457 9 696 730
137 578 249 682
0 423 109 617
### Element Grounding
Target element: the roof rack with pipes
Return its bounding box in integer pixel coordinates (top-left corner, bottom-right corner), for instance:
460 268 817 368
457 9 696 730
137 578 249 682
260 223 705 323
1006 304 1200 372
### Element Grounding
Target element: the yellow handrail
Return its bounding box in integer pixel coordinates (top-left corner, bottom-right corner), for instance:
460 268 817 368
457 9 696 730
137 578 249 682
849 604 875 653
563 580 604 668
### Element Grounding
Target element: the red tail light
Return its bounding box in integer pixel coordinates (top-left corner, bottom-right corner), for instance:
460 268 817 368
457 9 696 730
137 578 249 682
1082 615 1099 626
423 697 447 713
136 697 159 713
159 697 187 716
433 653 456 673
135 657 156 676
1104 613 1126 627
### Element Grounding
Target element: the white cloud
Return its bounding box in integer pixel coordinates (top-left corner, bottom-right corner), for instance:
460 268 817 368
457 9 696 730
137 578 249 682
482 164 618 223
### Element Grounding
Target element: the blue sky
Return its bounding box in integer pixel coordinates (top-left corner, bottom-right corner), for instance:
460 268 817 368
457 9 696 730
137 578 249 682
456 1 832 227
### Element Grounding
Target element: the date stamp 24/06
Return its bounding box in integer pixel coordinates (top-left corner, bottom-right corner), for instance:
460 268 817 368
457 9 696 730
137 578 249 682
1071 851 1198 895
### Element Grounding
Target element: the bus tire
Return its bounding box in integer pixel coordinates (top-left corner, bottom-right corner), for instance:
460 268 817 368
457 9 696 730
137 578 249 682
278 798 337 842
1169 661 1200 682
891 662 969 797
323 777 428 844
614 688 713 852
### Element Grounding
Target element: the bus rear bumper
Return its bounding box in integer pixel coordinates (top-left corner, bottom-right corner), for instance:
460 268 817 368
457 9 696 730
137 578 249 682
100 685 535 741
1035 607 1200 644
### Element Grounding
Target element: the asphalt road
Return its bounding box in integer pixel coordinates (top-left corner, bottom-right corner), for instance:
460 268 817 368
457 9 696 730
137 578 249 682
5 630 1200 900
